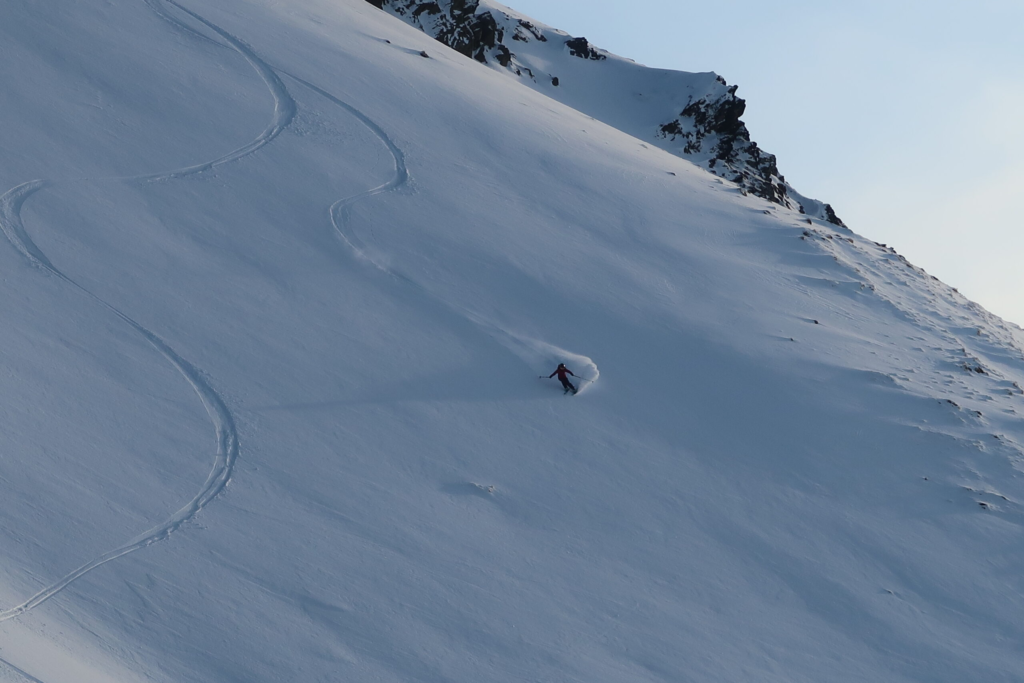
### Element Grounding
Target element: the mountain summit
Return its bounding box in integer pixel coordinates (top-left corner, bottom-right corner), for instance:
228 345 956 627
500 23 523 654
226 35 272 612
367 0 844 225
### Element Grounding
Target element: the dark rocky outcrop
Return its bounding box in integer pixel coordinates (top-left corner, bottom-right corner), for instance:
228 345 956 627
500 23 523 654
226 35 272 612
374 0 515 67
658 80 795 210
657 80 842 225
366 0 843 226
565 37 606 61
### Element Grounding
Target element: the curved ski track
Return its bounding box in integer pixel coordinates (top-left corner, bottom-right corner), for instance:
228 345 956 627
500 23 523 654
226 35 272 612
142 0 296 181
0 655 45 683
282 73 410 269
0 0 294 623
0 0 595 637
293 76 601 386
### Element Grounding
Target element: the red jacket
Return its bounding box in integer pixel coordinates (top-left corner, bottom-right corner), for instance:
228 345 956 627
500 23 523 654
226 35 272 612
550 366 575 381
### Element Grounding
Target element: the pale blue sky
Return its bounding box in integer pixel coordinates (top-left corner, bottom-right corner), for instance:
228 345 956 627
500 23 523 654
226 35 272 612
508 0 1024 325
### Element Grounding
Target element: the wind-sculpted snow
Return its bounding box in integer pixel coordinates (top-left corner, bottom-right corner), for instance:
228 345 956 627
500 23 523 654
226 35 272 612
799 221 1024 412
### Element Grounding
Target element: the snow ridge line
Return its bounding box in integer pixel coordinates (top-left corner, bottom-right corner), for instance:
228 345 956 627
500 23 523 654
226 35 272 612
140 0 296 181
290 75 600 387
0 0 296 623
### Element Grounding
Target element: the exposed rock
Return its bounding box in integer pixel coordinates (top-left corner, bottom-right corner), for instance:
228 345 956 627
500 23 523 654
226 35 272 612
365 0 844 226
824 204 843 226
372 0 513 67
565 37 606 61
656 82 839 220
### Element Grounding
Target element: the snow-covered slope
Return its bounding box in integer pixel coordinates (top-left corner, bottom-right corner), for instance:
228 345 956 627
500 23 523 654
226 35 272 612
1 1 1023 682
368 0 844 226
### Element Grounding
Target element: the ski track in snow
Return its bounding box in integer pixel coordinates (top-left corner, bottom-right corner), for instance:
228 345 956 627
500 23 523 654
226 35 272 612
280 72 409 264
0 183 240 620
0 0 296 624
0 655 45 683
288 74 601 388
140 0 296 181
0 0 594 637
142 0 222 48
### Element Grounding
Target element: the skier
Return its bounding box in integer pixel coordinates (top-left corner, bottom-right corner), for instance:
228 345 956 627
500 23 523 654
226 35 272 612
548 363 577 395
